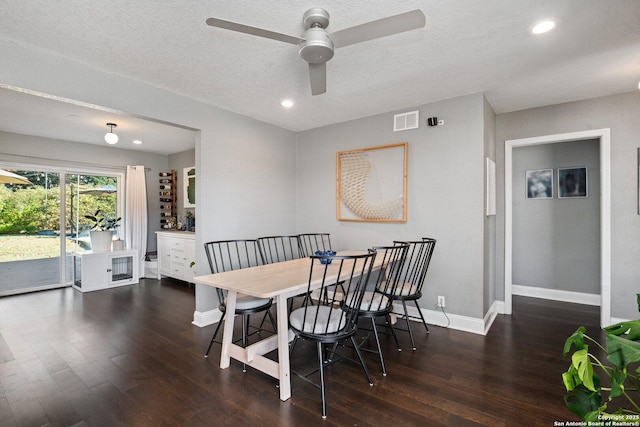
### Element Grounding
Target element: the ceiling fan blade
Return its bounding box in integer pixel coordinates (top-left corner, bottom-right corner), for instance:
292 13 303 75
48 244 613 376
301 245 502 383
206 17 304 45
329 9 425 49
309 62 326 95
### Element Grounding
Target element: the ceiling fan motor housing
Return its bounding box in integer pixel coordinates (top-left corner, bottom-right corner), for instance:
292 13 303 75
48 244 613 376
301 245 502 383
303 8 330 30
299 28 334 64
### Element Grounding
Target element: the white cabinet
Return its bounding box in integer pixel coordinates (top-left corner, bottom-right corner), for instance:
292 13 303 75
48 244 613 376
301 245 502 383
156 231 196 282
72 249 139 292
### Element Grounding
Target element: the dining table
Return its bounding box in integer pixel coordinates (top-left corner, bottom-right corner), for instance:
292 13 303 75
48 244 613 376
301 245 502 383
192 250 381 401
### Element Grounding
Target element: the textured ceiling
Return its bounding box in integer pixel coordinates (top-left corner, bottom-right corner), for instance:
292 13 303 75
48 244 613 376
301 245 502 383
1 0 639 154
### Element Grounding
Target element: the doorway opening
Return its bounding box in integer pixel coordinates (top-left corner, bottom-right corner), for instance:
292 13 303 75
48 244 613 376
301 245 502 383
504 129 611 327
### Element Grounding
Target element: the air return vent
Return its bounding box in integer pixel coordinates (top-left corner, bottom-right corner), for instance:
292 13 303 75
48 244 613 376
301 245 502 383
393 110 419 132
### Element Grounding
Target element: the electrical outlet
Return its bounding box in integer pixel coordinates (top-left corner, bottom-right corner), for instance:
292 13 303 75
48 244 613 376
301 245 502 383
437 296 446 308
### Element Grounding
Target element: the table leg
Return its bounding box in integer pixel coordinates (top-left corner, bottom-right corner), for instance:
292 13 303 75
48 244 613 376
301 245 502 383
276 293 291 401
219 291 237 369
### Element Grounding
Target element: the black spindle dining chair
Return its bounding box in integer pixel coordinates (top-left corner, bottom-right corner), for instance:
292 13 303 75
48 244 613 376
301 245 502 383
289 250 376 419
344 243 409 375
297 233 332 257
257 235 309 311
257 235 303 264
378 238 436 350
203 239 277 371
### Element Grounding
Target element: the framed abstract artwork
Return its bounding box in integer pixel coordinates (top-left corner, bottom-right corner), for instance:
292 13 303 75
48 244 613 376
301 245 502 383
558 167 587 198
336 142 407 222
526 169 553 199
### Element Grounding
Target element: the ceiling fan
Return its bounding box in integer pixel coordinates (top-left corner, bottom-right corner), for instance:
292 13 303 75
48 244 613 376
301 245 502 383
206 8 425 95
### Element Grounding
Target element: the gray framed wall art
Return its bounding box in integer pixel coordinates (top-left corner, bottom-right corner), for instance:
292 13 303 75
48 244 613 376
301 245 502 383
558 167 587 198
526 169 553 199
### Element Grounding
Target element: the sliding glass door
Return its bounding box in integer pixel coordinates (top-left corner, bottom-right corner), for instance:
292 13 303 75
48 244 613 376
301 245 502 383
0 169 62 295
0 166 121 296
66 174 119 253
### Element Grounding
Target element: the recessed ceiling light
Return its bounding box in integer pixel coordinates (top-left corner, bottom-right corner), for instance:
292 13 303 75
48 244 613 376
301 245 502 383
132 140 142 145
530 19 556 35
281 99 294 108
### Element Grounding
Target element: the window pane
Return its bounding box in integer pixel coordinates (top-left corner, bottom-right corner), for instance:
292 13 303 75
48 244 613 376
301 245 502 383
0 169 62 295
66 174 119 253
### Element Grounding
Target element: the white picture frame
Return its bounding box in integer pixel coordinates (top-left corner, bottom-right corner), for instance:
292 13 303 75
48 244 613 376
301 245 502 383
486 158 496 216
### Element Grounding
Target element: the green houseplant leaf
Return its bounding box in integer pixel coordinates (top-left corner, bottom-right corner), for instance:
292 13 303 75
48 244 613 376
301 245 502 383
564 382 603 421
605 320 640 341
84 209 121 231
564 326 587 356
606 333 640 368
572 348 596 391
562 320 640 420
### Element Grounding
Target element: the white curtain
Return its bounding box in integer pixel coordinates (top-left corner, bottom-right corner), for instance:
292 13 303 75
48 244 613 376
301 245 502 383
125 165 147 277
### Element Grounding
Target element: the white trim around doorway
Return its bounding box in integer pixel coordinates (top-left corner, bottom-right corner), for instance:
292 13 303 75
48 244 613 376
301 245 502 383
504 129 611 327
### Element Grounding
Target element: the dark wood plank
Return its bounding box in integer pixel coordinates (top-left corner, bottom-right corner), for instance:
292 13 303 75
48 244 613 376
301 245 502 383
0 278 598 426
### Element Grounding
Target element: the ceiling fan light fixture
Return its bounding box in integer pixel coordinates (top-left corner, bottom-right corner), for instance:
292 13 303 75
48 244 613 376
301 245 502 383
104 123 119 144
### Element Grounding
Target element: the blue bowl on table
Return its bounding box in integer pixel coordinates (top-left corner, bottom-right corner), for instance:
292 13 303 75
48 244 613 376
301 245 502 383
315 250 336 264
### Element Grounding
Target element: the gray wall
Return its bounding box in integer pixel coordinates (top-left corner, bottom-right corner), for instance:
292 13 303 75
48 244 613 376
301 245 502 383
296 92 488 319
6 31 638 324
0 131 168 251
512 139 600 294
496 91 640 320
0 38 299 316
483 96 497 313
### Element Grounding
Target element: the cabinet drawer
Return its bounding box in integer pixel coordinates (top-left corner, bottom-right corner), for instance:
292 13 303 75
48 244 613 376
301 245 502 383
169 239 186 251
170 260 186 277
156 232 195 282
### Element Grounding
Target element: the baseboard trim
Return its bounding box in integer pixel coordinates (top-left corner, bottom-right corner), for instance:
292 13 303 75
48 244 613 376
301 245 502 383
192 308 222 327
512 284 600 306
394 302 487 335
193 303 493 335
610 317 631 326
484 300 500 335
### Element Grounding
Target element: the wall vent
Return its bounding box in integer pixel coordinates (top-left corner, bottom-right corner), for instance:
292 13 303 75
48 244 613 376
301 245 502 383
393 110 419 132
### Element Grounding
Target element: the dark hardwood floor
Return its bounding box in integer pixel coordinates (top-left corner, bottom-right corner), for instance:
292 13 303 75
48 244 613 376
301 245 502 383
0 279 600 426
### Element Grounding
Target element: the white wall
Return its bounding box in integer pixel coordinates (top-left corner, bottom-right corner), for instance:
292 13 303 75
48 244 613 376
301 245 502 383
496 91 640 320
296 93 488 320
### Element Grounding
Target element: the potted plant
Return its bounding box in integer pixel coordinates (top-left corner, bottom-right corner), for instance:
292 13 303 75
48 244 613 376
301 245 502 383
85 209 121 252
562 296 640 421
185 210 195 232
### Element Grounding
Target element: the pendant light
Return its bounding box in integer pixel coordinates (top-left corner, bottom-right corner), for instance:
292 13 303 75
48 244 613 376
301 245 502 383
105 123 119 144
